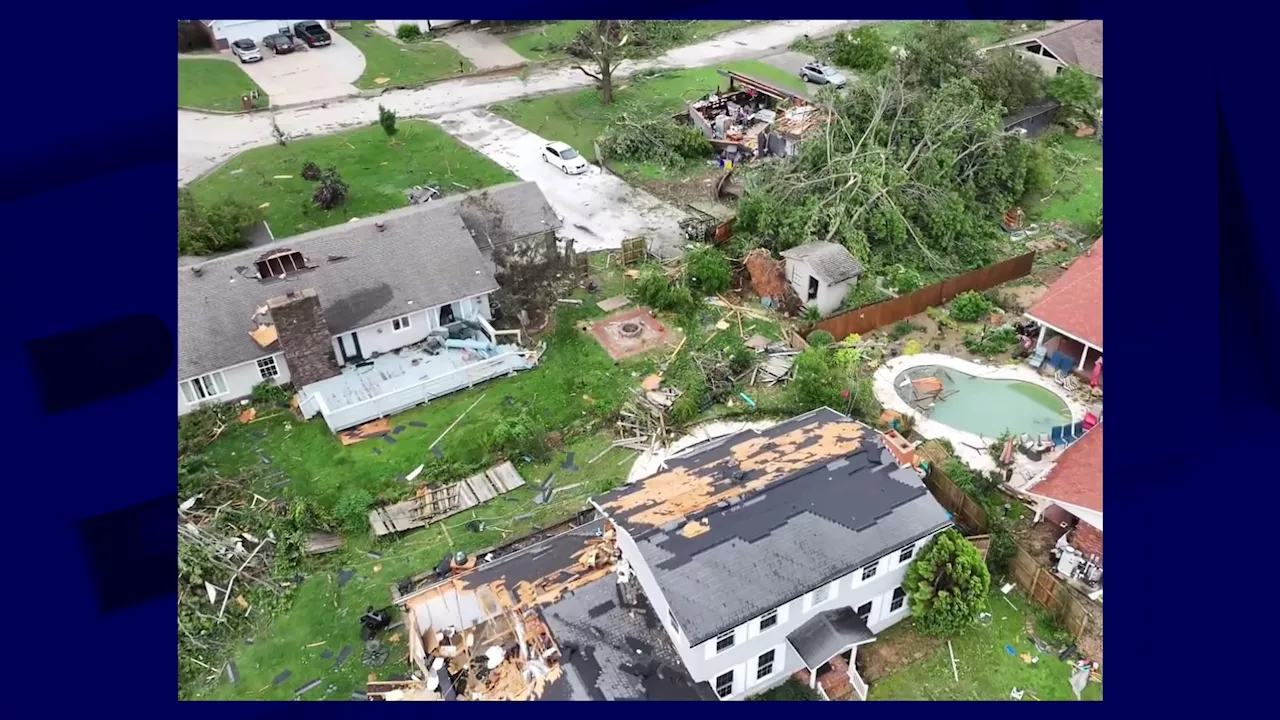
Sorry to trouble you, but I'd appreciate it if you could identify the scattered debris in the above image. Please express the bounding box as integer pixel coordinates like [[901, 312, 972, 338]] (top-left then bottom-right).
[[306, 532, 344, 555], [555, 298, 583, 305], [596, 295, 631, 313], [238, 407, 257, 423], [248, 324, 278, 348], [339, 418, 391, 446], [405, 185, 441, 205], [431, 393, 487, 450], [370, 461, 526, 536], [337, 568, 356, 587], [334, 644, 354, 668], [271, 669, 292, 686], [295, 678, 322, 697], [224, 661, 239, 684]]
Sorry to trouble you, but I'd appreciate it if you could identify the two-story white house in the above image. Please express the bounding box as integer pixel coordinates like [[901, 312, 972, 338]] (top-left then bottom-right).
[[590, 407, 952, 700], [177, 185, 559, 432]]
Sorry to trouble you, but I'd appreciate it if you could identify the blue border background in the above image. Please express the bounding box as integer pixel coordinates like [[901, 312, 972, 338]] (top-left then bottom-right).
[[2, 1, 1250, 711]]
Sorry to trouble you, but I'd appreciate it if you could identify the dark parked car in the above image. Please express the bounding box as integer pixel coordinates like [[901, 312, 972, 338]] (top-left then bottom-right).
[[293, 21, 331, 47], [262, 33, 295, 54]]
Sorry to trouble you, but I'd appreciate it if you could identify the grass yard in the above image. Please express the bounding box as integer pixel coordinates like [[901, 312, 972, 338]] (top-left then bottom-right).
[[338, 23, 472, 89], [503, 20, 754, 61], [178, 58, 268, 111], [187, 120, 515, 239], [868, 587, 1102, 701], [1028, 134, 1103, 230], [871, 20, 1041, 48], [492, 60, 808, 181]]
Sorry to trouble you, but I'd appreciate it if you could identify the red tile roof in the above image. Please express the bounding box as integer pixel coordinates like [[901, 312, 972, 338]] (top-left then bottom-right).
[[1028, 237, 1103, 349], [1070, 522, 1103, 564], [1032, 423, 1102, 513]]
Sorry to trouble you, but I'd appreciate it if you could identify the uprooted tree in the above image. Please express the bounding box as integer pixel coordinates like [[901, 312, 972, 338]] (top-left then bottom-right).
[[904, 529, 991, 635], [736, 70, 1048, 275], [178, 189, 263, 256], [572, 20, 631, 104]]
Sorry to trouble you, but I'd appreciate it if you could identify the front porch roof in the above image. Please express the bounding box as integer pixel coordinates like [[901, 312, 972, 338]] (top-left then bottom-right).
[[787, 606, 876, 670]]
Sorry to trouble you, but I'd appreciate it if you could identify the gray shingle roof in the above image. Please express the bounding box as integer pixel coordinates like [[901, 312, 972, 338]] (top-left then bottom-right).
[[991, 20, 1103, 78], [788, 606, 876, 669], [177, 199, 498, 380], [781, 241, 864, 284], [456, 181, 562, 252], [594, 408, 951, 645]]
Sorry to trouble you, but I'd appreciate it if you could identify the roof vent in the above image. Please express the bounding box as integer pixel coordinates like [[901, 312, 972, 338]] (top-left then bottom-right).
[[375, 221, 385, 232]]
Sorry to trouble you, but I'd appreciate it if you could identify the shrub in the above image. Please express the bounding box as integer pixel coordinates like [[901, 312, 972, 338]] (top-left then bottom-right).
[[396, 23, 423, 41], [807, 330, 835, 347], [904, 529, 992, 635], [487, 405, 550, 462], [250, 380, 292, 407], [334, 488, 374, 533], [300, 161, 323, 181], [378, 104, 398, 136], [888, 320, 916, 340], [790, 347, 846, 411], [178, 189, 262, 256], [903, 338, 923, 355], [635, 266, 699, 315], [802, 304, 823, 326], [885, 264, 924, 293], [985, 515, 1018, 574], [312, 167, 349, 210], [728, 342, 756, 374], [964, 325, 1018, 356], [682, 244, 733, 295], [831, 25, 891, 72], [949, 291, 993, 322]]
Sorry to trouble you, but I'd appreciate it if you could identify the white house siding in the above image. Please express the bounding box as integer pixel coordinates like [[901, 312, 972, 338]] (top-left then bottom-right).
[[784, 257, 853, 317], [210, 20, 303, 46], [177, 352, 291, 416], [612, 524, 700, 674], [327, 293, 492, 364], [678, 527, 947, 699]]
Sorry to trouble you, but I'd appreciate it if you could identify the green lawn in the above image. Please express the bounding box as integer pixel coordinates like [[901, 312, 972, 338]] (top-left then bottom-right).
[[504, 20, 754, 61], [869, 588, 1102, 701], [493, 59, 807, 180], [178, 58, 268, 111], [872, 20, 1040, 47], [1028, 135, 1102, 230], [338, 23, 472, 89], [187, 120, 515, 239]]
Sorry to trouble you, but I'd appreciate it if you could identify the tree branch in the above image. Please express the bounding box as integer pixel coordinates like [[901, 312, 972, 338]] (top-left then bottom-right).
[[573, 65, 603, 83]]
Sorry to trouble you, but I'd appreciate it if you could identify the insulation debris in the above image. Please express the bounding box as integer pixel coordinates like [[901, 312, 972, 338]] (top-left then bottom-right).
[[248, 324, 278, 348]]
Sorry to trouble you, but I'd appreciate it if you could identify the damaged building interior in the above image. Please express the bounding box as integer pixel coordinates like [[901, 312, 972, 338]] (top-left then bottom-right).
[[682, 70, 824, 163]]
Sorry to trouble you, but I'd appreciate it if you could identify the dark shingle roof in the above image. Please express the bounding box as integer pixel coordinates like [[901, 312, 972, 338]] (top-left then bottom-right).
[[456, 181, 561, 252], [995, 20, 1103, 77], [593, 408, 951, 645], [788, 607, 876, 669], [781, 241, 864, 284], [177, 199, 497, 380]]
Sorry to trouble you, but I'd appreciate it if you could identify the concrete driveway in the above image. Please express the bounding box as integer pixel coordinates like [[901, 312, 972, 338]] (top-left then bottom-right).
[[440, 29, 526, 70], [237, 32, 366, 107], [435, 109, 689, 258]]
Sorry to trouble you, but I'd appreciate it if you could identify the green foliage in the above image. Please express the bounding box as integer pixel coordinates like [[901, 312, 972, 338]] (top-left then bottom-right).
[[903, 338, 923, 355], [975, 48, 1047, 112], [178, 189, 262, 256], [728, 342, 756, 374], [312, 166, 349, 210], [602, 114, 713, 165], [790, 347, 846, 411], [831, 26, 892, 72], [300, 161, 323, 181], [634, 266, 700, 315], [963, 325, 1018, 356], [943, 458, 979, 494], [902, 20, 978, 89], [985, 514, 1018, 573], [682, 244, 733, 295], [807, 329, 835, 346], [177, 403, 236, 457], [749, 679, 822, 701], [935, 437, 956, 456], [396, 23, 423, 41], [888, 320, 917, 340], [904, 529, 992, 635], [378, 104, 398, 136], [1047, 66, 1100, 120], [949, 291, 993, 322], [334, 487, 373, 533], [486, 403, 551, 462], [802, 304, 823, 325], [885, 264, 924, 293], [250, 380, 292, 407]]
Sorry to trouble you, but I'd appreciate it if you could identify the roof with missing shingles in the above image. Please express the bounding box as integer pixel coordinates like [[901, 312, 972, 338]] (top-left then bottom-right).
[[781, 241, 864, 285], [592, 408, 952, 645]]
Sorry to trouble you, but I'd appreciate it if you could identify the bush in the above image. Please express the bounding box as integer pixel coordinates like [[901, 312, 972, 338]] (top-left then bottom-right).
[[682, 245, 733, 295], [790, 347, 846, 411], [635, 266, 699, 315], [807, 330, 835, 347], [963, 325, 1018, 356], [178, 189, 262, 256], [378, 104, 398, 136], [904, 529, 992, 635], [885, 264, 924, 293], [832, 25, 891, 72], [312, 167, 349, 210], [903, 338, 923, 355], [949, 291, 993, 322], [334, 488, 374, 533], [300, 161, 323, 181], [888, 320, 916, 340], [728, 342, 756, 374], [486, 405, 550, 462], [396, 23, 423, 41], [250, 380, 292, 407], [985, 515, 1018, 574]]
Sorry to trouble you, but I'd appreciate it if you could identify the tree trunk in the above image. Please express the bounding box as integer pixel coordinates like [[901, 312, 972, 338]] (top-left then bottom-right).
[[600, 60, 614, 105]]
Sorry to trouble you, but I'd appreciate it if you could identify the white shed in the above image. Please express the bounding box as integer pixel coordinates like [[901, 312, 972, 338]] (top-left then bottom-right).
[[206, 20, 307, 49], [781, 241, 864, 317]]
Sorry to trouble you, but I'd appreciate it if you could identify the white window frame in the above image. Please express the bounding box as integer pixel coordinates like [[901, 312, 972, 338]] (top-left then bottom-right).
[[804, 582, 835, 611], [391, 314, 412, 332], [181, 371, 228, 404], [855, 600, 873, 624], [898, 543, 915, 564], [758, 609, 778, 632], [755, 648, 777, 681], [714, 629, 736, 654], [715, 669, 735, 699], [256, 356, 279, 380], [890, 586, 907, 613], [861, 559, 879, 581], [749, 604, 788, 639]]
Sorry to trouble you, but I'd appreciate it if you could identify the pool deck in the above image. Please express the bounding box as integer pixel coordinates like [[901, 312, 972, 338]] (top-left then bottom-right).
[[873, 353, 1087, 473]]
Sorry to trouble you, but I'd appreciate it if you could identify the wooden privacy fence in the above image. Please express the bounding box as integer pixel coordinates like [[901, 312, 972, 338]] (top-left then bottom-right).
[[922, 466, 991, 533], [814, 251, 1036, 338], [1009, 549, 1095, 643]]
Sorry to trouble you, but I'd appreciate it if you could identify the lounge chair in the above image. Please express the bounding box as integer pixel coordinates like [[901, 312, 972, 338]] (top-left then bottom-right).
[[1062, 424, 1078, 444], [1050, 425, 1066, 447], [1037, 432, 1053, 450], [1073, 421, 1085, 438]]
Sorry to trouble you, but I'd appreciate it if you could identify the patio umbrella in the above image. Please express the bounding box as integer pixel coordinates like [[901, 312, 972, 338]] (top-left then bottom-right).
[[1000, 435, 1015, 465], [1090, 356, 1103, 388]]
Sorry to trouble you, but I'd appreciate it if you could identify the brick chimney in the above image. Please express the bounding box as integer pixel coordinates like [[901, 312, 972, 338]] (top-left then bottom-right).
[[268, 288, 341, 388]]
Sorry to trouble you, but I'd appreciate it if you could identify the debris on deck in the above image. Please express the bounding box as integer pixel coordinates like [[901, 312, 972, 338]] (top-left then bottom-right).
[[369, 461, 528, 537]]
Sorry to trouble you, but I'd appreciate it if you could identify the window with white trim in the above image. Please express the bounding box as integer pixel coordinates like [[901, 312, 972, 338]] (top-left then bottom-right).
[[856, 601, 872, 624], [898, 544, 915, 564], [181, 372, 228, 403], [758, 609, 778, 632], [256, 356, 279, 380], [715, 629, 736, 653], [715, 670, 735, 698], [756, 649, 776, 680], [392, 314, 412, 332], [809, 583, 832, 607], [890, 587, 906, 612], [861, 560, 879, 581]]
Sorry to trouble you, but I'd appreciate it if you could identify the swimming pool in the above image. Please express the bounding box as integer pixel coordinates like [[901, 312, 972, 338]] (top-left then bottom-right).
[[894, 365, 1071, 438]]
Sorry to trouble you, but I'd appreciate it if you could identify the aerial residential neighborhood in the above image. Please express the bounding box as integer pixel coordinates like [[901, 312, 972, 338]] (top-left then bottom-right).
[[177, 19, 1103, 701]]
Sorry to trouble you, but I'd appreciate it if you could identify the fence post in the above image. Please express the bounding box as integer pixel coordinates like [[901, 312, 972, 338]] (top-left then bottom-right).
[[1029, 567, 1041, 601]]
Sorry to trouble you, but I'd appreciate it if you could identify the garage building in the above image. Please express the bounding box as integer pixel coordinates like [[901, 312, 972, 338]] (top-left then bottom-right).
[[206, 20, 309, 49]]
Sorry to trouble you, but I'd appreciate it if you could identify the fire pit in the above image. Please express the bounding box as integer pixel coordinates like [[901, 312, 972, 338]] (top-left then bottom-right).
[[588, 308, 679, 360], [618, 322, 644, 338]]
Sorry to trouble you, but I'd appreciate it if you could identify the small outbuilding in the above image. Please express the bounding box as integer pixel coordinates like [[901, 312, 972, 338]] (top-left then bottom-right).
[[780, 241, 864, 316]]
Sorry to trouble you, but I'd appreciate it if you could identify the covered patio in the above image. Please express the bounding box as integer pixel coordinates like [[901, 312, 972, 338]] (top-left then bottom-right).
[[1026, 238, 1103, 384], [787, 607, 877, 701]]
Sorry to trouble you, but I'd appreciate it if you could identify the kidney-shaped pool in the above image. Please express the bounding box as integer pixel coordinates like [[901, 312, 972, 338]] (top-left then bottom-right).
[[894, 365, 1071, 438]]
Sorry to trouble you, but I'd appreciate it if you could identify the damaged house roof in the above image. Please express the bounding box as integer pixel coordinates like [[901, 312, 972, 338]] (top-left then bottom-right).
[[456, 181, 562, 252], [781, 241, 864, 284], [177, 198, 499, 381], [592, 408, 952, 646]]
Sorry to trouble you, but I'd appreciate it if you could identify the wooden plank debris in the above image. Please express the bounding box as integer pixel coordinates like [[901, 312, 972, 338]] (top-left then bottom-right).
[[339, 418, 391, 446], [369, 461, 527, 537], [248, 324, 278, 348], [305, 532, 344, 555], [596, 295, 631, 313]]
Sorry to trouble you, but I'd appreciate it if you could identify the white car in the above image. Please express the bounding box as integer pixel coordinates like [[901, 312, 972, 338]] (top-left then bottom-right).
[[541, 142, 589, 175], [230, 39, 263, 63]]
